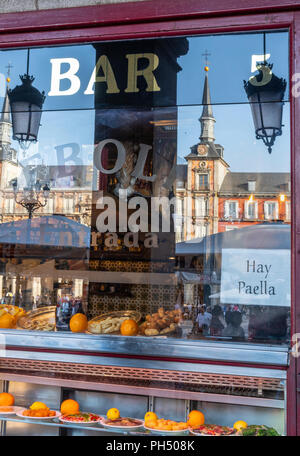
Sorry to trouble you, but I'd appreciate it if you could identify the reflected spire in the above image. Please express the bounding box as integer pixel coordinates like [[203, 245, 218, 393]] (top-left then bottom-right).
[[1, 65, 12, 125], [0, 73, 12, 146], [0, 89, 11, 124], [199, 67, 215, 143]]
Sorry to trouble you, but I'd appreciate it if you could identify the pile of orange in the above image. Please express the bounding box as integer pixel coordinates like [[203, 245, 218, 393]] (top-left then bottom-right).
[[22, 401, 56, 417], [69, 313, 88, 333], [0, 312, 16, 329], [187, 410, 205, 428], [23, 408, 56, 417], [0, 393, 14, 406], [147, 418, 188, 431], [120, 319, 139, 336], [0, 306, 25, 328], [144, 411, 188, 431], [60, 399, 80, 415]]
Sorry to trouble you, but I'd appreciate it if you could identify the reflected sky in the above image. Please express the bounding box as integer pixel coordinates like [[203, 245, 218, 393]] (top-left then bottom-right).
[[0, 30, 290, 172], [178, 103, 290, 172]]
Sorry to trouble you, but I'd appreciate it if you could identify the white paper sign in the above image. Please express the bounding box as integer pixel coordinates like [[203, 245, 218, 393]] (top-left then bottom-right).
[[220, 248, 290, 307]]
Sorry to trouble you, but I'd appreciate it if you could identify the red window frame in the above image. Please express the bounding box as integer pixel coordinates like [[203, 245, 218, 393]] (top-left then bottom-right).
[[0, 0, 299, 435]]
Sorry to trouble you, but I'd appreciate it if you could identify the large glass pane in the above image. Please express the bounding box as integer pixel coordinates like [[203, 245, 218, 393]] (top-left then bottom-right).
[[0, 31, 289, 111], [0, 30, 290, 346]]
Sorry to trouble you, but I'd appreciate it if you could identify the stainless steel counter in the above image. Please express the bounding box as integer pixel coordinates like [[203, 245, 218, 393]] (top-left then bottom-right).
[[0, 329, 289, 377]]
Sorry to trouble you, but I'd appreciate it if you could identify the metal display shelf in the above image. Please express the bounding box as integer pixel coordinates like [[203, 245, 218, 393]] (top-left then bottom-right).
[[0, 415, 149, 435], [0, 329, 290, 369]]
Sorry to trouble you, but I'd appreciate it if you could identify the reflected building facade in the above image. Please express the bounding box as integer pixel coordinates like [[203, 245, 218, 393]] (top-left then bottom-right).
[[0, 90, 93, 226], [175, 72, 291, 243], [0, 72, 291, 239]]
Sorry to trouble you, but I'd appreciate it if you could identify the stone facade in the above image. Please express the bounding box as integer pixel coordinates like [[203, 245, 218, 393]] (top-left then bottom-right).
[[0, 0, 146, 14]]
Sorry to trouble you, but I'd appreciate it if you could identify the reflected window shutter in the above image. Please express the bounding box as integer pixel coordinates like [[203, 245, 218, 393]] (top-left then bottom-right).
[[200, 197, 204, 216], [224, 201, 229, 218], [195, 198, 199, 217], [244, 201, 248, 219], [264, 201, 268, 219], [286, 201, 290, 220]]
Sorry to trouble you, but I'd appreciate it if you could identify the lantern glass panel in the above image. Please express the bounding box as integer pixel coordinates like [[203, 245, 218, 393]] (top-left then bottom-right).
[[249, 91, 284, 137], [10, 101, 42, 141]]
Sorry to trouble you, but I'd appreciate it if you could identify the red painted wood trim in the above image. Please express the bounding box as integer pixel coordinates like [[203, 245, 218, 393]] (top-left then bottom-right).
[[5, 345, 287, 371], [0, 0, 298, 34], [287, 13, 297, 435], [0, 2, 295, 432], [0, 12, 293, 49]]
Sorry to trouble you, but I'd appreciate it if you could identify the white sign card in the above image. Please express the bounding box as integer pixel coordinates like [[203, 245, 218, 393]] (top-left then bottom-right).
[[220, 248, 290, 307]]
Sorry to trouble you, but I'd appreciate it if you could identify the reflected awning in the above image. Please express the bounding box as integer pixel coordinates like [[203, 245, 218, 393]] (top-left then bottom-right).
[[0, 215, 90, 248], [175, 223, 290, 255]]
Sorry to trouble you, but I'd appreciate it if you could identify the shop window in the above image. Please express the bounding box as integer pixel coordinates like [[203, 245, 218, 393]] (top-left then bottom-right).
[[0, 29, 290, 349]]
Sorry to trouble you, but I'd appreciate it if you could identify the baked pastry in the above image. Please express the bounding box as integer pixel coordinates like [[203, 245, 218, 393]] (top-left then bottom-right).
[[139, 308, 182, 336]]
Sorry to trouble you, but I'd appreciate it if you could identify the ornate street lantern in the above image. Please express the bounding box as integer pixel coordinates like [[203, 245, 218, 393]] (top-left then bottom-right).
[[12, 178, 50, 219], [244, 63, 286, 154], [8, 49, 46, 151]]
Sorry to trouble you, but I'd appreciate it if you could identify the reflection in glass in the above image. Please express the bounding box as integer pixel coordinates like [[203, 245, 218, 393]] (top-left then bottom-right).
[[0, 31, 291, 346]]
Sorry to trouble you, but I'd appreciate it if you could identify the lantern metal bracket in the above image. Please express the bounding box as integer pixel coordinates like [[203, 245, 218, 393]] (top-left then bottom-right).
[[7, 49, 46, 151], [244, 61, 286, 154], [12, 179, 50, 219]]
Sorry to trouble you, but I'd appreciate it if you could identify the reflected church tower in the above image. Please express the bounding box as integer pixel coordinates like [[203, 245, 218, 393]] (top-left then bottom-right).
[[0, 84, 17, 162], [180, 66, 229, 241], [0, 83, 18, 194]]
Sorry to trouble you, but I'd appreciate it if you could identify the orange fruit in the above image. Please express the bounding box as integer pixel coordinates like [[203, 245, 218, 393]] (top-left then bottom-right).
[[120, 319, 139, 336], [187, 410, 205, 427], [69, 313, 88, 333], [0, 392, 14, 406], [107, 408, 120, 420], [0, 312, 16, 329], [144, 411, 158, 423], [60, 399, 80, 415], [233, 420, 248, 431]]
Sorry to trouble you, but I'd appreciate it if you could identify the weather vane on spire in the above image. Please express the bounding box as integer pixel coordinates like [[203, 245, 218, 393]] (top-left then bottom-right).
[[5, 62, 13, 83], [202, 49, 211, 72]]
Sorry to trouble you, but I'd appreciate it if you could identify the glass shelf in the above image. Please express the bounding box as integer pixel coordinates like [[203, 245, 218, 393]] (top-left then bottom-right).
[[0, 414, 149, 435]]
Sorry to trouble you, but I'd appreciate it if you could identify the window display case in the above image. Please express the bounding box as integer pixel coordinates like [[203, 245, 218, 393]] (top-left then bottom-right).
[[0, 0, 298, 436]]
